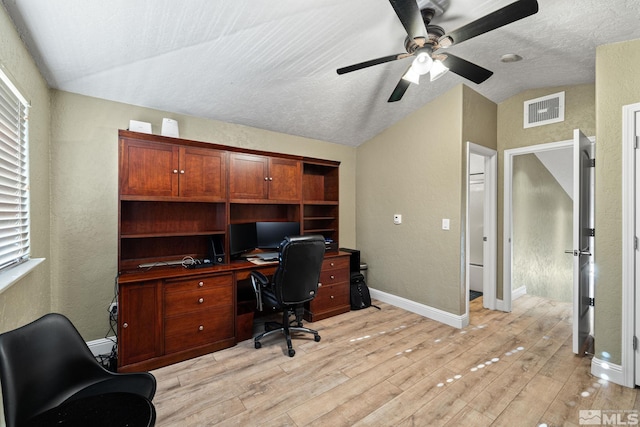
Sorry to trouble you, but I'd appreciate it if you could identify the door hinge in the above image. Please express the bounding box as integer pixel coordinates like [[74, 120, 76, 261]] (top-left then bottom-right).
[[586, 228, 595, 237], [636, 136, 640, 149], [634, 336, 638, 351], [588, 158, 595, 168], [635, 236, 638, 250], [588, 298, 595, 307]]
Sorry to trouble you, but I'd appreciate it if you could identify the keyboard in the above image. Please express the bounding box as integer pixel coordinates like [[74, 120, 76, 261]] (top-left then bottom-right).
[[254, 252, 279, 260]]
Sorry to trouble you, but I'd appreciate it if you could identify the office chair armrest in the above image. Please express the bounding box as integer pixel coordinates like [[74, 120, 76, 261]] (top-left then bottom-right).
[[250, 271, 269, 311], [250, 271, 269, 286]]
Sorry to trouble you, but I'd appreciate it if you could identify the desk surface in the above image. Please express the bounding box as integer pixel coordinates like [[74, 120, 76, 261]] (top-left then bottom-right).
[[118, 251, 348, 284], [25, 392, 155, 427]]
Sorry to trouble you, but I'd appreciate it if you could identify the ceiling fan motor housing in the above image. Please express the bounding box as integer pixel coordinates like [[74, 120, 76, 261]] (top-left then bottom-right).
[[404, 24, 445, 54]]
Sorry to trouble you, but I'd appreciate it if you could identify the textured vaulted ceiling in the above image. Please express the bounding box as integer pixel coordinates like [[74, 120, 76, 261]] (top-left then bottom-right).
[[3, 0, 640, 146]]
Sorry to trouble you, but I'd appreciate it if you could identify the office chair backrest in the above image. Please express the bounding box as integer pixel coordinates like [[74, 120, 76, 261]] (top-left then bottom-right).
[[0, 313, 110, 426], [273, 235, 325, 305]]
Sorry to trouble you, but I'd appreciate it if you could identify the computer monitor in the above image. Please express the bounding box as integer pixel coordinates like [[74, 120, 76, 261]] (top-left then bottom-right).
[[228, 222, 257, 256], [256, 221, 300, 250]]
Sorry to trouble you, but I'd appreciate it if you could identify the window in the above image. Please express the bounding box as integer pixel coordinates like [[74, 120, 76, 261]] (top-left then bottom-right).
[[0, 69, 30, 272]]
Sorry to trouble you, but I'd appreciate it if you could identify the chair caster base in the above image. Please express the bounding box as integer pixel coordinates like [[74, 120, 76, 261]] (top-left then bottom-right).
[[314, 334, 321, 342], [288, 348, 295, 357]]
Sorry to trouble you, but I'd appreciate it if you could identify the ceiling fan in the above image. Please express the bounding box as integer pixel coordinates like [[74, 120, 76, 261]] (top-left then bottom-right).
[[337, 0, 539, 102]]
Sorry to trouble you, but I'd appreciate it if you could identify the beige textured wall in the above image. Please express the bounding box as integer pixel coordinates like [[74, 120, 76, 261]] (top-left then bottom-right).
[[497, 84, 595, 299], [512, 154, 572, 302], [594, 38, 640, 365], [357, 85, 496, 316], [50, 91, 356, 340], [0, 5, 51, 332], [461, 85, 498, 312]]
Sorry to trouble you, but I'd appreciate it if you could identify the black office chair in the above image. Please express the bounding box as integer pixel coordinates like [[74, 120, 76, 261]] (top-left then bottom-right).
[[0, 313, 156, 427], [250, 235, 326, 357]]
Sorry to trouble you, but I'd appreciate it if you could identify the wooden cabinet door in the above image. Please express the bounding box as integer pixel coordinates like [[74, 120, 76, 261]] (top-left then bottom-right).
[[118, 281, 162, 368], [268, 158, 301, 201], [179, 147, 227, 199], [229, 153, 269, 200], [120, 139, 179, 197]]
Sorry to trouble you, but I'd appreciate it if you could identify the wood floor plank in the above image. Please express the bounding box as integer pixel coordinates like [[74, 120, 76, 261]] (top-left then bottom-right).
[[444, 406, 494, 427], [287, 356, 410, 425], [491, 374, 564, 426], [150, 295, 640, 426], [306, 380, 403, 427]]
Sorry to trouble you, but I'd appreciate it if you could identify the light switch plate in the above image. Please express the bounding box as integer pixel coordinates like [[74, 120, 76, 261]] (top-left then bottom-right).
[[442, 218, 450, 230]]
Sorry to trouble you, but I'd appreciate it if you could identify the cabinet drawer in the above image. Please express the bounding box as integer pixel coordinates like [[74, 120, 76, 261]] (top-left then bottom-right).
[[319, 267, 349, 287], [322, 256, 349, 272], [164, 274, 232, 294], [165, 286, 232, 316], [164, 306, 234, 353], [313, 282, 350, 311]]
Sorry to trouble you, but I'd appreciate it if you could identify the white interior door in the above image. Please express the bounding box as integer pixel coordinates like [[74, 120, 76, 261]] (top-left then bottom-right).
[[634, 111, 640, 385], [572, 129, 595, 355]]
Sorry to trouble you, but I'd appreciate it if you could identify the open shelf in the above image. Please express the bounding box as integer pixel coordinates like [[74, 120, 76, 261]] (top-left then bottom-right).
[[230, 203, 300, 224], [120, 234, 217, 271], [303, 163, 339, 202], [121, 201, 226, 236], [121, 230, 225, 239]]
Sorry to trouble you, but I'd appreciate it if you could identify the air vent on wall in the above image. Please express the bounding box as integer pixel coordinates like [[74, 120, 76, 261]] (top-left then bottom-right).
[[523, 91, 565, 128]]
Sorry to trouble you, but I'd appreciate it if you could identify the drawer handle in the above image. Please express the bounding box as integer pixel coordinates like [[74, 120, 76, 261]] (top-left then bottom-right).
[[198, 325, 204, 331], [173, 169, 178, 174], [318, 282, 322, 287], [198, 298, 204, 304], [330, 262, 335, 267], [180, 170, 185, 174], [123, 323, 128, 329], [198, 281, 204, 287], [330, 275, 335, 280], [330, 295, 334, 299]]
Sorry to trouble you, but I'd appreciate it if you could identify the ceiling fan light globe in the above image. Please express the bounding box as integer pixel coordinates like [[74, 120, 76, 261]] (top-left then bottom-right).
[[411, 52, 433, 76], [430, 60, 449, 81], [401, 67, 421, 85]]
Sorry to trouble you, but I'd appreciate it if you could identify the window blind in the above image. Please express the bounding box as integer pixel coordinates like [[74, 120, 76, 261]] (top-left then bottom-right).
[[0, 71, 29, 271]]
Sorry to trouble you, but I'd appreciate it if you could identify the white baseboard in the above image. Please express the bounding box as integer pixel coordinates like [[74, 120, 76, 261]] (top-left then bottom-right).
[[591, 356, 626, 387], [369, 288, 467, 329], [87, 336, 116, 357], [512, 285, 527, 300]]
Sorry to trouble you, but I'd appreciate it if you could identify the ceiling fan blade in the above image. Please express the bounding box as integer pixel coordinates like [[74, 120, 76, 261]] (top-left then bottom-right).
[[337, 53, 411, 75], [389, 0, 428, 42], [441, 53, 493, 84], [439, 0, 538, 48], [388, 74, 412, 103]]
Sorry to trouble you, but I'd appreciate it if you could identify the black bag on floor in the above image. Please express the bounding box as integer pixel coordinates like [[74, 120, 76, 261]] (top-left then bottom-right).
[[350, 273, 380, 310]]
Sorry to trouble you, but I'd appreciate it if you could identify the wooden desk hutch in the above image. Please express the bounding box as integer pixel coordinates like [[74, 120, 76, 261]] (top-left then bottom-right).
[[116, 130, 350, 372]]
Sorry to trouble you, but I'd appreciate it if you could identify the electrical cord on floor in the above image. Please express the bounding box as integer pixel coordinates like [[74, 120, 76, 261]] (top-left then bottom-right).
[[94, 276, 119, 372]]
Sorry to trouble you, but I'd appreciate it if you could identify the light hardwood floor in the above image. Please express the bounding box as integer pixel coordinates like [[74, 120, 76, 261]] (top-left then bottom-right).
[[151, 295, 640, 426]]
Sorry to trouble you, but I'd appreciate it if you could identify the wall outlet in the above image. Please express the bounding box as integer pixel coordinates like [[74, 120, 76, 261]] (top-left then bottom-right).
[[109, 302, 117, 316]]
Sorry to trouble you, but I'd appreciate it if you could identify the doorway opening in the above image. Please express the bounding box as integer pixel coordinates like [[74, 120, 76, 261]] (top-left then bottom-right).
[[504, 131, 594, 357], [466, 142, 497, 318], [503, 140, 572, 311]]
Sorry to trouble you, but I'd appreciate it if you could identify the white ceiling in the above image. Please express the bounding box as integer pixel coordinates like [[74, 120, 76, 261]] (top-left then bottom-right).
[[3, 0, 640, 146]]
